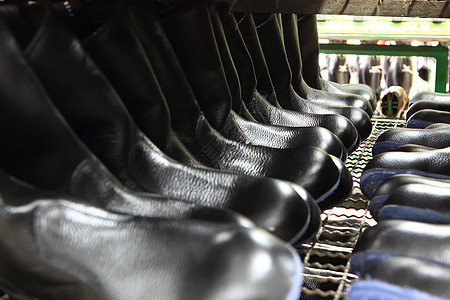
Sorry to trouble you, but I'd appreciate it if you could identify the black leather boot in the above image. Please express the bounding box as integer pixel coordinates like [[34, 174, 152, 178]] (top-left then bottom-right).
[[234, 12, 360, 153], [410, 90, 450, 105], [373, 124, 450, 155], [376, 183, 450, 223], [127, 3, 353, 209], [253, 13, 372, 140], [297, 14, 377, 110], [360, 147, 450, 198], [406, 99, 450, 119], [352, 256, 450, 300], [0, 6, 322, 244], [209, 3, 347, 161], [351, 220, 450, 273], [406, 109, 450, 128], [281, 13, 373, 117], [0, 189, 303, 300]]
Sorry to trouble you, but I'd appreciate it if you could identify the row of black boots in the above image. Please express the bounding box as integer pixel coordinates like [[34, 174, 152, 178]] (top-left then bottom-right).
[[347, 92, 450, 300], [0, 0, 377, 299]]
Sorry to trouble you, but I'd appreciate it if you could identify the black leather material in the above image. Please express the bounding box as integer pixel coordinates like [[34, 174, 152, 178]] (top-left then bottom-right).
[[318, 154, 353, 210], [281, 13, 373, 117], [209, 4, 347, 161], [373, 126, 450, 155], [361, 147, 450, 198], [230, 111, 347, 160], [357, 256, 450, 299], [394, 144, 437, 152], [426, 122, 450, 130], [407, 109, 450, 126], [373, 174, 450, 199], [365, 147, 450, 178], [411, 91, 450, 103], [406, 99, 450, 120], [128, 4, 352, 208], [252, 13, 372, 140], [353, 220, 450, 266], [0, 194, 302, 300], [381, 184, 450, 218], [4, 7, 322, 244], [233, 12, 360, 152], [296, 14, 377, 110]]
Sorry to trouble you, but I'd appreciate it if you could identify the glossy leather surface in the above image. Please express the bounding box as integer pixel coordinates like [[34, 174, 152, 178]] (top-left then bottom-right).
[[128, 4, 350, 207], [356, 256, 450, 299], [353, 220, 450, 267], [365, 147, 450, 177], [406, 109, 450, 128], [210, 4, 347, 161], [406, 99, 450, 120], [372, 174, 450, 199], [0, 197, 302, 300], [281, 13, 373, 117], [381, 184, 450, 218], [373, 126, 450, 155], [410, 91, 450, 105], [234, 12, 360, 152], [3, 8, 319, 243], [252, 13, 372, 140], [394, 144, 437, 152], [296, 14, 377, 109], [361, 147, 450, 198], [231, 111, 347, 160]]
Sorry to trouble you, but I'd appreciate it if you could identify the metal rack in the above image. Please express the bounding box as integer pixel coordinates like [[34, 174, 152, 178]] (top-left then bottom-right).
[[298, 118, 406, 300]]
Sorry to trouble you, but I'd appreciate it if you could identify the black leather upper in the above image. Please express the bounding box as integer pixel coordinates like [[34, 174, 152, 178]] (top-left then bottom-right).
[[0, 7, 323, 244], [373, 174, 450, 199], [407, 109, 450, 126], [373, 125, 450, 155], [382, 184, 450, 218], [296, 14, 376, 109], [281, 13, 373, 117], [234, 12, 360, 152], [411, 91, 450, 103], [354, 220, 450, 266], [0, 195, 301, 300], [253, 13, 372, 140], [357, 256, 450, 299], [406, 99, 450, 120]]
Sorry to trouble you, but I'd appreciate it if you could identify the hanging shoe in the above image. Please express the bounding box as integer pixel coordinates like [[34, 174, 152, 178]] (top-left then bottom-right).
[[360, 147, 450, 198], [406, 99, 450, 119], [252, 13, 372, 140], [234, 11, 360, 153], [296, 14, 377, 110], [0, 7, 319, 244], [372, 124, 450, 155], [0, 192, 303, 300], [127, 2, 352, 209], [281, 13, 373, 118]]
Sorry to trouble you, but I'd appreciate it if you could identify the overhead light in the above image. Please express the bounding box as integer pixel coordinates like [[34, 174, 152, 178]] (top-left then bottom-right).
[[411, 40, 420, 47], [346, 39, 361, 45], [319, 39, 330, 44]]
